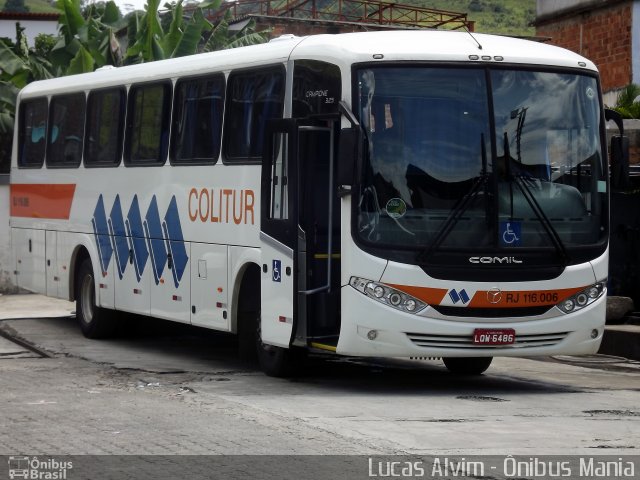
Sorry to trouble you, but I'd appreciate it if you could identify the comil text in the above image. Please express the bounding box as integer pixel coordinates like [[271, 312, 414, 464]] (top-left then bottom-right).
[[188, 188, 255, 225]]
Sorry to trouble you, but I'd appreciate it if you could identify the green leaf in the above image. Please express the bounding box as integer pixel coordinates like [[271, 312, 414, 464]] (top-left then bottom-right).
[[0, 81, 19, 107], [629, 102, 640, 120], [88, 41, 107, 67], [162, 0, 184, 54], [171, 8, 211, 58], [66, 45, 95, 75], [616, 84, 640, 110], [27, 58, 54, 81], [125, 42, 143, 59], [151, 37, 166, 61], [126, 0, 165, 62], [101, 1, 121, 25], [224, 30, 269, 49], [58, 0, 85, 39], [0, 111, 15, 135], [9, 70, 28, 89], [77, 24, 90, 44], [0, 39, 26, 76]]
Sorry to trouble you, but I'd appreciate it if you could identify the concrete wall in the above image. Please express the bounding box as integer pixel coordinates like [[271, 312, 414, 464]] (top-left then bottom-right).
[[536, 0, 634, 93], [537, 0, 608, 17], [0, 182, 16, 293], [622, 119, 640, 165]]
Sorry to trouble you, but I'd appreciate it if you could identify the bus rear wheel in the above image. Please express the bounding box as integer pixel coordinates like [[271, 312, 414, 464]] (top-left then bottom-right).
[[76, 258, 117, 338], [443, 357, 493, 375]]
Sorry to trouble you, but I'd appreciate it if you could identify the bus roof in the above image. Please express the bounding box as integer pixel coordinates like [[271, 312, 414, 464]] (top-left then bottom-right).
[[291, 31, 597, 71], [19, 30, 597, 98]]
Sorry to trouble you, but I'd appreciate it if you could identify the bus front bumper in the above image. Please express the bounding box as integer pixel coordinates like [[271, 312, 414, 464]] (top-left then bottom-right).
[[335, 285, 606, 358]]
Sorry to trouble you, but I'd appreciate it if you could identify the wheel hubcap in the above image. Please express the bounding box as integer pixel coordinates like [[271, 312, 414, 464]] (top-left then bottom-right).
[[80, 274, 94, 324]]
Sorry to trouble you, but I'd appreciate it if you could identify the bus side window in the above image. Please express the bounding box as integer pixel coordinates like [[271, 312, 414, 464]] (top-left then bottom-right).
[[85, 87, 126, 167], [18, 97, 48, 168], [125, 82, 172, 166], [223, 66, 285, 163], [292, 60, 341, 119], [47, 93, 86, 168], [171, 74, 225, 165]]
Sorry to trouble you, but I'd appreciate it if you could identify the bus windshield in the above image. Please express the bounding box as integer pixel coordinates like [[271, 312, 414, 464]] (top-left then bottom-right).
[[355, 66, 606, 261]]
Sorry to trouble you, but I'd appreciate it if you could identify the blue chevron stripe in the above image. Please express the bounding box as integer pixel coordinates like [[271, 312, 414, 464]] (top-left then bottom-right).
[[144, 196, 168, 286], [163, 196, 189, 288], [92, 194, 113, 274], [126, 195, 149, 282], [109, 195, 129, 280], [92, 193, 189, 287]]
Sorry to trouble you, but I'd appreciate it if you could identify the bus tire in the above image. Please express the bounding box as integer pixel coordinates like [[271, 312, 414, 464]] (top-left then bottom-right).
[[254, 311, 304, 377], [238, 310, 258, 362], [76, 258, 116, 339], [443, 357, 493, 375]]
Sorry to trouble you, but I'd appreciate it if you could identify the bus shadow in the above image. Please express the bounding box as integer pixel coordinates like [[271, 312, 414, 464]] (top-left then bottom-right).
[[25, 315, 584, 396], [292, 355, 584, 396]]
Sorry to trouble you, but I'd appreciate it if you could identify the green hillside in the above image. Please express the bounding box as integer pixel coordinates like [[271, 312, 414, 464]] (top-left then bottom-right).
[[412, 0, 536, 36], [0, 0, 58, 14]]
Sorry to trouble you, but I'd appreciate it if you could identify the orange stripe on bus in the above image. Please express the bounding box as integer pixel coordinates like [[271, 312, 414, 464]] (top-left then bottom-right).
[[386, 284, 449, 305], [468, 287, 585, 308], [387, 283, 586, 309], [10, 184, 76, 219]]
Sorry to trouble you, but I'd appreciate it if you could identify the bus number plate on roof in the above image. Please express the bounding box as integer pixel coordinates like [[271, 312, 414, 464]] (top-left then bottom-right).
[[473, 329, 515, 346]]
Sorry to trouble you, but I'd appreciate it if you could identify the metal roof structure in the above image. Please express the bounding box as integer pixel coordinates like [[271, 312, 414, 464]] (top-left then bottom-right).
[[202, 0, 474, 30]]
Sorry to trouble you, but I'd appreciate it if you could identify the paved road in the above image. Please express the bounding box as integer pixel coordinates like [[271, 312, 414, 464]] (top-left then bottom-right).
[[1, 303, 639, 462]]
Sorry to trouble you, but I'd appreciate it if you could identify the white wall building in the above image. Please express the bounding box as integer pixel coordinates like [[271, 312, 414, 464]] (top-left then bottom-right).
[[0, 12, 58, 46]]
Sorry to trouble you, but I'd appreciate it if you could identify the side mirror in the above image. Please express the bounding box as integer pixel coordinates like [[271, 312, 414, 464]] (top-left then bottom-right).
[[337, 127, 361, 187], [605, 109, 630, 191]]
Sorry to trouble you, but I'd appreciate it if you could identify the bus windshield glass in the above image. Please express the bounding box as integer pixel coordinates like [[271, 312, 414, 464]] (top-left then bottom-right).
[[355, 66, 606, 259]]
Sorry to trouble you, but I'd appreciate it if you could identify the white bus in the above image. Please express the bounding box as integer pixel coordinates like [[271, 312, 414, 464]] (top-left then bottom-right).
[[9, 31, 620, 376]]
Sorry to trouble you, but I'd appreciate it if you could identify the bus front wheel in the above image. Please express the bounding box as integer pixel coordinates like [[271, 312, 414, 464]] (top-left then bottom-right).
[[76, 258, 117, 338], [443, 357, 493, 375], [253, 311, 304, 377]]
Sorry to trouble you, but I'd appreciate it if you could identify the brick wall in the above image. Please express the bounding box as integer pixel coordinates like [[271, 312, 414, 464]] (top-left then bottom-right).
[[536, 1, 633, 93]]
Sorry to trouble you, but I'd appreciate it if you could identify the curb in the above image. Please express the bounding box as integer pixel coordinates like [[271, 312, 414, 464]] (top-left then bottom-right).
[[599, 325, 640, 361]]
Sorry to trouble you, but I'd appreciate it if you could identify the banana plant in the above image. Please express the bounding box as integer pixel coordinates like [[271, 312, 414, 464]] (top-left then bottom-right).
[[125, 0, 230, 63], [200, 7, 268, 52], [0, 24, 53, 134], [50, 0, 124, 75], [0, 24, 53, 172]]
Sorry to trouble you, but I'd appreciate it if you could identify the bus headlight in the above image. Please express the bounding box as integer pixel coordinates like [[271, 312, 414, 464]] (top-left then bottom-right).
[[349, 277, 427, 314], [557, 282, 605, 314]]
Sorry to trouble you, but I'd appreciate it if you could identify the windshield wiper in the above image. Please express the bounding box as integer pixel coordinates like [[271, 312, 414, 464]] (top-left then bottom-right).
[[512, 175, 569, 264], [503, 132, 569, 265], [418, 135, 490, 262]]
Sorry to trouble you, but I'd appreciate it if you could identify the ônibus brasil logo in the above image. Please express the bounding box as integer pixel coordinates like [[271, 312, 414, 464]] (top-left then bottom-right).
[[8, 456, 73, 479]]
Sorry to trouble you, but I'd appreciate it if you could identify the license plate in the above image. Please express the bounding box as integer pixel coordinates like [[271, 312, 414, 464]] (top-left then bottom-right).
[[473, 328, 516, 346]]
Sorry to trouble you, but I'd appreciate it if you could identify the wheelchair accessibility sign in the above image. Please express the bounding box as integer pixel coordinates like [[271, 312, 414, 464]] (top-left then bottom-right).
[[272, 259, 282, 282], [500, 221, 522, 247]]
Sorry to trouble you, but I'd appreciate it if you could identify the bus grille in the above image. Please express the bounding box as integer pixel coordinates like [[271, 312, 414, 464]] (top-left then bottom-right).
[[429, 305, 552, 318], [406, 332, 569, 350]]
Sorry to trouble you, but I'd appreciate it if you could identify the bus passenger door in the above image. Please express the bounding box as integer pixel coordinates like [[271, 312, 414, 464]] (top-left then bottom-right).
[[260, 120, 298, 348]]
